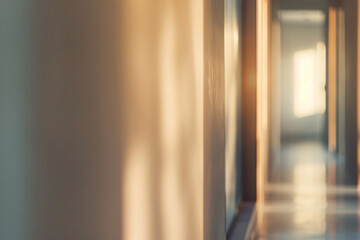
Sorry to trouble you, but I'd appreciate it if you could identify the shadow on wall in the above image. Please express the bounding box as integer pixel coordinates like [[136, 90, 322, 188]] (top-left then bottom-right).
[[34, 1, 125, 239], [0, 0, 31, 239]]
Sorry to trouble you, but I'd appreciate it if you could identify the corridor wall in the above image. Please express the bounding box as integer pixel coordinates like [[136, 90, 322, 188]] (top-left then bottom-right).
[[0, 0, 238, 239], [34, 0, 205, 239]]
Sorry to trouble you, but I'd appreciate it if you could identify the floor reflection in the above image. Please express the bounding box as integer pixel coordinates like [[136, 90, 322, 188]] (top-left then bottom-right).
[[292, 158, 326, 236], [249, 141, 360, 239]]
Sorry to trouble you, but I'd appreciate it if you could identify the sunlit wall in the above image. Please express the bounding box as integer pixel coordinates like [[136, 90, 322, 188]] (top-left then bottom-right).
[[35, 0, 204, 239], [119, 0, 204, 239], [0, 0, 243, 239]]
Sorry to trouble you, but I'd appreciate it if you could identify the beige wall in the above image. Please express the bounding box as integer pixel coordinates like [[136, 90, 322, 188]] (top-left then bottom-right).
[[1, 0, 235, 239], [34, 0, 204, 239], [119, 0, 204, 239]]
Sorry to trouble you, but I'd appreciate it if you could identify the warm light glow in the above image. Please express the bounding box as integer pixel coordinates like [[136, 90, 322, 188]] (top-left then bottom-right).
[[328, 7, 337, 152], [158, 3, 203, 239], [123, 142, 152, 240], [293, 43, 326, 118], [121, 0, 204, 239], [358, 0, 360, 187], [225, 0, 240, 229], [256, 0, 269, 207]]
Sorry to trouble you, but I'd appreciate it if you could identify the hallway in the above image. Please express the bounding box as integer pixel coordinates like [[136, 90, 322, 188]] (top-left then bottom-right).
[[242, 0, 360, 238]]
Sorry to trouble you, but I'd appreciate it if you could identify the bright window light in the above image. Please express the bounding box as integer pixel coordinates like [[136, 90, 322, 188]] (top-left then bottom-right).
[[294, 42, 326, 118]]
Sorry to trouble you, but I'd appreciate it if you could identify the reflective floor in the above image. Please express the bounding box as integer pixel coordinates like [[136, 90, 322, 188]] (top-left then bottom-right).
[[248, 141, 360, 239]]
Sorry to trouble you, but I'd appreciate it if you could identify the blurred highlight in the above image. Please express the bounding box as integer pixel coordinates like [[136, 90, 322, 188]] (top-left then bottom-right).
[[256, 0, 270, 206], [293, 43, 326, 118], [225, 0, 241, 231], [120, 0, 203, 239], [328, 6, 337, 152]]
